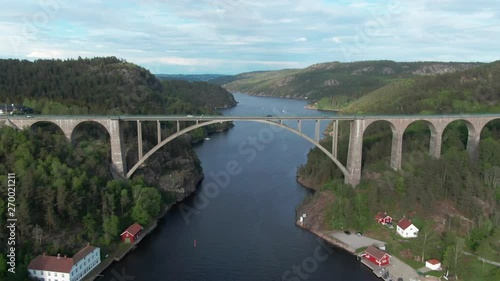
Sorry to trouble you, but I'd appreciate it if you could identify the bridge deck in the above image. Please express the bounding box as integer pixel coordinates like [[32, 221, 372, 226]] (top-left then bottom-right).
[[3, 113, 500, 122]]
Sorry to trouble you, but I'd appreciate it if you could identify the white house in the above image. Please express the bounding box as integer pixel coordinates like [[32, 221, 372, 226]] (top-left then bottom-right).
[[396, 218, 419, 238], [426, 259, 442, 271], [28, 244, 100, 281]]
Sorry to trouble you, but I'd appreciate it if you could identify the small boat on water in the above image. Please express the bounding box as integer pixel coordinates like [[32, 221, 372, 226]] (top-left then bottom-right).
[[205, 137, 210, 140]]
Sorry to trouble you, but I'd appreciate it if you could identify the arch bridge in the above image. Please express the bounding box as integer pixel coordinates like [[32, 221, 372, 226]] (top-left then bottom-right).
[[5, 114, 500, 186]]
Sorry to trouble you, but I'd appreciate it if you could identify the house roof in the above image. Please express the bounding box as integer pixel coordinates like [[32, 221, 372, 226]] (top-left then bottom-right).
[[375, 212, 390, 219], [28, 255, 73, 273], [120, 223, 143, 236], [427, 259, 441, 265], [73, 244, 97, 264], [397, 218, 413, 230], [28, 244, 98, 273], [364, 246, 390, 260]]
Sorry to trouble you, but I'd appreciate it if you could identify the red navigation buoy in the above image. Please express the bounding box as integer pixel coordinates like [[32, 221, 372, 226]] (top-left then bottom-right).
[[194, 239, 197, 247]]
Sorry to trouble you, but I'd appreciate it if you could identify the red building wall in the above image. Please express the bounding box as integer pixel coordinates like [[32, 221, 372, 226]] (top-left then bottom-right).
[[364, 254, 390, 266], [121, 232, 136, 243]]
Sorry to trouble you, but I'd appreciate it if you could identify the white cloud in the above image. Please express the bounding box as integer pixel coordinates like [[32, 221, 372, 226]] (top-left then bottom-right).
[[0, 0, 498, 73], [331, 37, 342, 43]]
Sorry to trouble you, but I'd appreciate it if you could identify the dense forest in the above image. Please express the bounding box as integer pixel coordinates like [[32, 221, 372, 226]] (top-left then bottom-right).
[[0, 57, 236, 115], [0, 57, 237, 280], [297, 61, 500, 280]]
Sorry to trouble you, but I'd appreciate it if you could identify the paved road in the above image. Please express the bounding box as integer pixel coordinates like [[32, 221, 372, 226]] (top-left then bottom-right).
[[329, 231, 386, 251], [463, 251, 500, 267]]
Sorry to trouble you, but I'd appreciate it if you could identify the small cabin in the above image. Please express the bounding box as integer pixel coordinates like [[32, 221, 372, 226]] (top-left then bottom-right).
[[426, 259, 442, 271], [120, 223, 143, 243], [375, 212, 393, 225], [362, 246, 391, 266]]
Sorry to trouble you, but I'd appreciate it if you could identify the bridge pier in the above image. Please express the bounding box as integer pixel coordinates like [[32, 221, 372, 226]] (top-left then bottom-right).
[[466, 120, 485, 161], [331, 120, 339, 158], [390, 131, 404, 170], [346, 119, 364, 186], [429, 129, 443, 159], [137, 121, 143, 160], [109, 119, 127, 177]]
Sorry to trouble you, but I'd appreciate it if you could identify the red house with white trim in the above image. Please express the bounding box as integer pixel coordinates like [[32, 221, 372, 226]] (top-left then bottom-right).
[[362, 246, 391, 266], [120, 223, 143, 243], [375, 212, 393, 225]]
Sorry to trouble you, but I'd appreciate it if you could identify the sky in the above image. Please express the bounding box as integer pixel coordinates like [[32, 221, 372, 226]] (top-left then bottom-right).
[[0, 0, 499, 74]]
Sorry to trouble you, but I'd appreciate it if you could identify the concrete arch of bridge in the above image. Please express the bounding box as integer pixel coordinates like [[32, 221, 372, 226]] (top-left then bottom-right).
[[441, 119, 477, 153], [479, 118, 500, 138], [126, 119, 350, 181], [70, 121, 111, 144], [361, 119, 397, 167], [401, 120, 437, 159], [29, 121, 68, 138]]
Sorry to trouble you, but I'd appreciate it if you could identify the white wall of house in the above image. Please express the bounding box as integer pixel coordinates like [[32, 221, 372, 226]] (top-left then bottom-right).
[[397, 224, 419, 238], [29, 269, 71, 281], [70, 248, 101, 281], [29, 248, 100, 281], [425, 261, 441, 270]]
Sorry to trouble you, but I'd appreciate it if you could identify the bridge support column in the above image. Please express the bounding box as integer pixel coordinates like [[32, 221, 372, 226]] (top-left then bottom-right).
[[390, 131, 404, 170], [157, 120, 161, 144], [346, 119, 364, 186], [109, 119, 127, 177], [467, 128, 481, 161], [137, 121, 143, 160], [332, 120, 339, 158], [429, 129, 443, 159], [315, 120, 320, 142], [297, 120, 302, 133]]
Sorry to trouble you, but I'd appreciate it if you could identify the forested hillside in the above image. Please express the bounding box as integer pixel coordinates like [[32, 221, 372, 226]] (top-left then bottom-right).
[[297, 61, 500, 280], [342, 60, 500, 114], [221, 61, 481, 108], [0, 57, 236, 115], [0, 57, 236, 280]]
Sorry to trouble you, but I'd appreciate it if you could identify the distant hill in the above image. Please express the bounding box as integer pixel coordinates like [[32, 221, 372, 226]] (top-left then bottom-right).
[[341, 60, 500, 114], [222, 60, 483, 110], [156, 74, 231, 82]]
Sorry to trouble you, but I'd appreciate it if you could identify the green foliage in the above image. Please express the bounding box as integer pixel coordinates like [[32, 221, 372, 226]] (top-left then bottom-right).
[[223, 60, 481, 107], [0, 57, 236, 115], [342, 61, 500, 114]]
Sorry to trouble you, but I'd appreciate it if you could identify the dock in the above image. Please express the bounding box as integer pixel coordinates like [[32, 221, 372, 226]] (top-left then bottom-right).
[[360, 257, 392, 280], [359, 255, 422, 281]]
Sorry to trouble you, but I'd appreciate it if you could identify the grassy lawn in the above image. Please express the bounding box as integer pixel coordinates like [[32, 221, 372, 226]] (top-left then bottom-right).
[[458, 257, 497, 281]]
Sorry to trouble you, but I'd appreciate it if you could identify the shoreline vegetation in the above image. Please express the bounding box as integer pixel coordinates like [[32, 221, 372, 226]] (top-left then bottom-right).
[[85, 202, 178, 281]]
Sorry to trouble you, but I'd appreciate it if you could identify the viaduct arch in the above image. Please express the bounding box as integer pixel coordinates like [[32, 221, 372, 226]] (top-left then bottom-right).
[[5, 114, 500, 186]]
